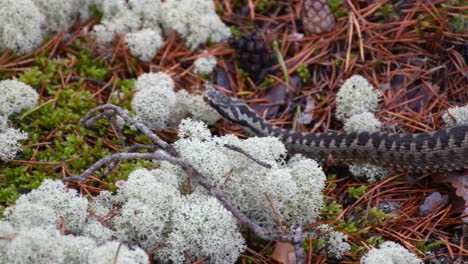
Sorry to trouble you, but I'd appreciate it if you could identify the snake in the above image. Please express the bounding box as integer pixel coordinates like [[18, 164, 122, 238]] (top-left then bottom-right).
[[204, 90, 468, 172]]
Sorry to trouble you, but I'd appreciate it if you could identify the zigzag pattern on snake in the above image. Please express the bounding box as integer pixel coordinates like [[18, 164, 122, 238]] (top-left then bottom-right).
[[204, 90, 468, 172]]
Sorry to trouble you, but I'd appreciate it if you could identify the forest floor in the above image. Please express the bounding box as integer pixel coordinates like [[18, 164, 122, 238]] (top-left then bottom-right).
[[0, 0, 467, 263]]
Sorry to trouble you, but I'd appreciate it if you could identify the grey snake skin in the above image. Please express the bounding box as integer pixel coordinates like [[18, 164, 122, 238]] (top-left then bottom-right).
[[205, 90, 468, 172]]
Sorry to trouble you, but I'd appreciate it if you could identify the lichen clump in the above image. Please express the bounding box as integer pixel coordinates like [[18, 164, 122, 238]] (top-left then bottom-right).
[[343, 112, 382, 133], [193, 54, 217, 75], [335, 75, 382, 121], [125, 28, 164, 61], [167, 119, 328, 232], [0, 0, 231, 57], [442, 105, 468, 127], [0, 79, 39, 119], [360, 241, 422, 264], [1, 172, 245, 263], [131, 72, 219, 129], [337, 77, 388, 183], [0, 0, 44, 55], [0, 79, 39, 160]]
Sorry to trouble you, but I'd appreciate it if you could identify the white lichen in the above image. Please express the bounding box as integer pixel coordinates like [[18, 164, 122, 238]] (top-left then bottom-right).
[[3, 202, 57, 229], [127, 0, 163, 28], [93, 8, 141, 43], [174, 136, 233, 186], [177, 118, 212, 141], [88, 191, 120, 221], [112, 168, 183, 251], [62, 235, 97, 264], [442, 105, 468, 127], [336, 75, 382, 121], [30, 0, 92, 34], [0, 79, 39, 118], [0, 127, 28, 161], [5, 227, 65, 264], [314, 224, 351, 259], [88, 241, 149, 264], [92, 0, 229, 52], [131, 72, 177, 129], [0, 0, 44, 55], [125, 28, 164, 62], [342, 110, 389, 182], [131, 73, 220, 129], [193, 54, 217, 75], [285, 157, 326, 227], [349, 164, 390, 183], [92, 0, 162, 44], [169, 119, 326, 232], [0, 221, 15, 262], [157, 193, 245, 264], [82, 220, 115, 245], [94, 0, 129, 19], [360, 241, 422, 264], [160, 0, 231, 49], [3, 180, 88, 233], [344, 112, 382, 133]]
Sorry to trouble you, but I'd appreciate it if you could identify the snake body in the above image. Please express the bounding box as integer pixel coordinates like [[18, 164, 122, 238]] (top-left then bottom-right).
[[205, 90, 468, 172]]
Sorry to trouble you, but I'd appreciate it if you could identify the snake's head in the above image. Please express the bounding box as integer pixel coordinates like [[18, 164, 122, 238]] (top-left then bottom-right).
[[204, 90, 272, 136], [204, 90, 233, 108], [204, 90, 250, 123]]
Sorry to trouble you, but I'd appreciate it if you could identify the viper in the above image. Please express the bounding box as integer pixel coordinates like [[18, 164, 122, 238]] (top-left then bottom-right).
[[204, 90, 468, 172]]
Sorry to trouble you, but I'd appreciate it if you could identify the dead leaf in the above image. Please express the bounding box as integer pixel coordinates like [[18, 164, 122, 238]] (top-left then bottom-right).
[[433, 173, 468, 223], [419, 192, 449, 216], [297, 96, 315, 125], [270, 242, 296, 264], [251, 83, 286, 118], [251, 75, 302, 118], [215, 68, 232, 90]]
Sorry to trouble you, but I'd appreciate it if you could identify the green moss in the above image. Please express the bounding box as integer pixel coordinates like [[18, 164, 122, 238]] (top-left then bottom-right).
[[321, 197, 397, 256], [374, 3, 399, 21], [297, 64, 311, 83], [328, 0, 348, 18], [347, 186, 368, 200], [363, 207, 396, 226], [89, 3, 104, 20], [255, 0, 279, 13], [0, 39, 147, 210], [449, 15, 465, 33], [416, 240, 444, 252], [75, 52, 109, 81], [259, 77, 274, 87], [229, 26, 242, 38], [238, 68, 250, 81], [322, 200, 344, 221], [367, 235, 385, 247]]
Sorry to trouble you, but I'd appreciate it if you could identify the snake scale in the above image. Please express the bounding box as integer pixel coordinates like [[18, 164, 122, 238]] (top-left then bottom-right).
[[204, 90, 468, 172]]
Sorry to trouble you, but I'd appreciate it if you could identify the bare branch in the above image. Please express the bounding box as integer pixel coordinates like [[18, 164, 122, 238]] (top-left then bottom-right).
[[80, 104, 178, 156], [293, 226, 305, 263], [223, 144, 272, 169], [62, 152, 168, 183], [102, 144, 158, 178]]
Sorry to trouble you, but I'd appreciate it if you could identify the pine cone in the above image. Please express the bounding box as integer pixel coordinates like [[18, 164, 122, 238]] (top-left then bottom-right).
[[301, 0, 336, 35], [228, 33, 276, 83]]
